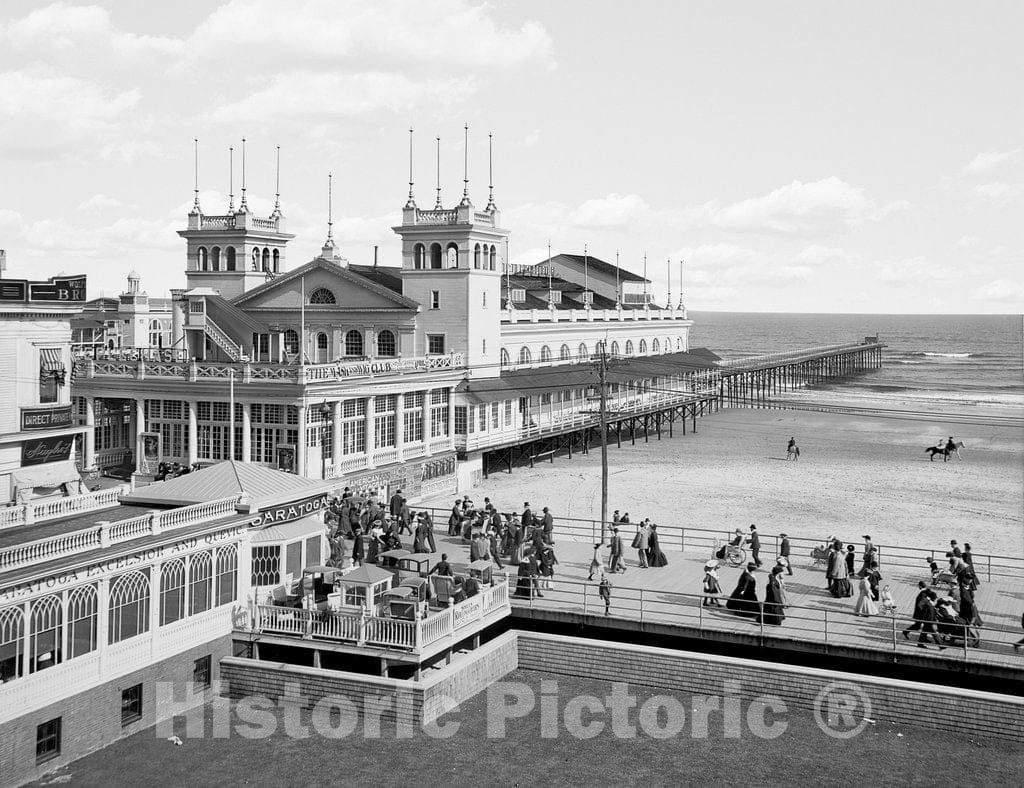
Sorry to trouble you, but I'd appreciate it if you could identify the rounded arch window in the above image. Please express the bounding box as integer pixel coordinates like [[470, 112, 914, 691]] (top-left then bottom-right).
[[345, 330, 364, 357], [316, 332, 329, 351], [261, 248, 270, 271], [211, 246, 221, 271], [377, 329, 397, 357], [197, 247, 208, 271], [652, 338, 661, 353], [414, 243, 426, 269], [518, 346, 532, 364], [489, 245, 497, 271], [108, 570, 151, 644], [473, 243, 481, 269], [577, 342, 588, 360], [559, 344, 571, 361], [430, 243, 443, 269], [272, 248, 280, 272], [67, 585, 98, 659], [188, 551, 213, 616], [639, 339, 648, 354], [226, 247, 236, 271], [445, 243, 459, 269], [676, 336, 682, 351], [500, 348, 511, 367], [611, 341, 620, 356], [251, 248, 260, 271], [30, 594, 62, 672], [283, 330, 299, 355], [625, 340, 634, 355], [0, 606, 25, 680], [540, 345, 552, 362], [309, 288, 336, 305], [160, 559, 186, 626]]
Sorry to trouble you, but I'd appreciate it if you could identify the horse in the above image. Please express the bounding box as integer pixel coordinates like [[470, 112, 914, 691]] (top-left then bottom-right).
[[925, 441, 965, 462], [786, 445, 800, 461]]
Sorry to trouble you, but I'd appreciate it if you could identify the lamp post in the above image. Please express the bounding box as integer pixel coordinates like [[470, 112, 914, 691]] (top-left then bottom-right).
[[318, 400, 331, 479]]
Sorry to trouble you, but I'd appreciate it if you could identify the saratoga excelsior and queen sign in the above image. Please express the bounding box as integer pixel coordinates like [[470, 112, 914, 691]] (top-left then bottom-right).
[[248, 493, 329, 528]]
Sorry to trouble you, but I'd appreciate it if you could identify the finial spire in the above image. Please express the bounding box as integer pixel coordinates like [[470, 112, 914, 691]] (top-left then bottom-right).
[[434, 135, 442, 210], [547, 239, 553, 300], [327, 171, 333, 241], [272, 145, 281, 217], [643, 252, 648, 304], [666, 256, 672, 308], [192, 138, 201, 214], [459, 123, 471, 207], [678, 258, 685, 310], [615, 250, 620, 305], [228, 146, 235, 212], [239, 137, 248, 211], [405, 127, 417, 209], [584, 243, 589, 300], [486, 131, 496, 212]]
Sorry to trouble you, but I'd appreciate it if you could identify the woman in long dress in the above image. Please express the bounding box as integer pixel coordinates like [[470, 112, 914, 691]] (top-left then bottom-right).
[[854, 573, 879, 616], [762, 567, 786, 625], [829, 542, 852, 598], [511, 520, 525, 565], [703, 561, 722, 607], [726, 562, 761, 619], [646, 525, 669, 567]]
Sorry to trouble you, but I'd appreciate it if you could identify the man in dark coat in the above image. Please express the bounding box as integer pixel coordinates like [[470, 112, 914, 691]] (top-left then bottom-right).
[[541, 507, 554, 544], [916, 591, 946, 649], [902, 581, 931, 640], [521, 503, 534, 530], [397, 498, 413, 535], [608, 527, 625, 573], [749, 524, 762, 568], [778, 533, 792, 575], [389, 488, 403, 518], [422, 510, 437, 552], [448, 499, 462, 536], [431, 553, 453, 577]]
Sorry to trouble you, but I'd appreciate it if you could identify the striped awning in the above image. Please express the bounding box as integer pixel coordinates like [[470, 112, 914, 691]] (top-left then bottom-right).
[[39, 348, 65, 372]]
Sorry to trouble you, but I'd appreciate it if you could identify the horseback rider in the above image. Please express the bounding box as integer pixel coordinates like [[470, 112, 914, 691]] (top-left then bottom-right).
[[944, 436, 956, 453]]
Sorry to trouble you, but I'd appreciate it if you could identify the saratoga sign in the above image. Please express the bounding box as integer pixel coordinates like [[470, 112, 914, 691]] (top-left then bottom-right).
[[248, 493, 329, 528]]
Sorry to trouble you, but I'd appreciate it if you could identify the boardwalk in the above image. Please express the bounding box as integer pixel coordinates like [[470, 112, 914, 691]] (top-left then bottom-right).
[[419, 519, 1024, 676]]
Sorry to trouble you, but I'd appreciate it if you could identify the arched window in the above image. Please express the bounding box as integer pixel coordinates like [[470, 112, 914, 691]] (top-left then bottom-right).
[[595, 340, 606, 356], [639, 339, 648, 354], [226, 247, 236, 271], [560, 344, 571, 361], [500, 348, 510, 367], [108, 571, 150, 644], [30, 595, 62, 672], [489, 245, 497, 271], [309, 288, 336, 305], [197, 247, 208, 271], [283, 329, 299, 355], [473, 243, 481, 269], [625, 340, 634, 356], [160, 559, 186, 626], [262, 248, 270, 272], [67, 585, 97, 659], [211, 246, 221, 272], [414, 243, 426, 269], [0, 606, 25, 682], [189, 551, 213, 616], [149, 319, 164, 349], [577, 343, 588, 360], [345, 330, 364, 357], [518, 346, 532, 364], [315, 332, 329, 362], [376, 330, 396, 357], [216, 544, 238, 607], [652, 338, 660, 353], [540, 345, 552, 362], [251, 248, 259, 271], [430, 243, 443, 269], [611, 341, 620, 356], [272, 249, 280, 272], [676, 336, 682, 351], [445, 242, 459, 269]]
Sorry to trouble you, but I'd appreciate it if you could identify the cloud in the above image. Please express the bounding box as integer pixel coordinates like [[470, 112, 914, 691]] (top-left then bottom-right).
[[668, 243, 849, 288], [967, 182, 1024, 208], [710, 177, 906, 235], [0, 68, 140, 131], [876, 256, 962, 285], [76, 194, 135, 213], [972, 279, 1024, 304], [959, 148, 1023, 178], [568, 194, 652, 229], [519, 130, 541, 148]]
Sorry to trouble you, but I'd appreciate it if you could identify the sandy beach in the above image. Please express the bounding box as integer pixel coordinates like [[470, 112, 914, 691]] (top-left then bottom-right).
[[425, 407, 1024, 557]]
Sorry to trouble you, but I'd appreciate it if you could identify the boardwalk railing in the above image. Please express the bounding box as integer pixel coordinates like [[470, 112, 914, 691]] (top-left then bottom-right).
[[0, 496, 242, 574], [510, 576, 1023, 667], [421, 508, 1023, 582], [249, 581, 510, 654], [718, 342, 881, 371], [0, 485, 128, 531]]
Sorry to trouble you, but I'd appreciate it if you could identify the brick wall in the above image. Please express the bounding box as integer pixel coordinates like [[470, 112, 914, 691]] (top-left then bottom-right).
[[0, 635, 232, 788], [516, 633, 1024, 742]]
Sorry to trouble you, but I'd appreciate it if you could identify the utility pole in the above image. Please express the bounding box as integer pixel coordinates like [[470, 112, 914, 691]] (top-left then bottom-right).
[[594, 344, 611, 544]]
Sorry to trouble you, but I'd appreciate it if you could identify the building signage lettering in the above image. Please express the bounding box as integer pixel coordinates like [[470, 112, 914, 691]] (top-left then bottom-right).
[[0, 525, 244, 602], [21, 435, 74, 466], [21, 406, 74, 431], [0, 274, 87, 304], [249, 494, 328, 528], [314, 353, 464, 378]]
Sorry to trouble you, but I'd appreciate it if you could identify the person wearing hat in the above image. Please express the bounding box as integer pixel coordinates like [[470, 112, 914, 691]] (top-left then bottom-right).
[[778, 532, 792, 575], [448, 499, 463, 536], [860, 535, 877, 575], [726, 561, 761, 619], [541, 506, 554, 545], [521, 502, 534, 531], [608, 525, 625, 573], [702, 560, 722, 607], [748, 524, 762, 568]]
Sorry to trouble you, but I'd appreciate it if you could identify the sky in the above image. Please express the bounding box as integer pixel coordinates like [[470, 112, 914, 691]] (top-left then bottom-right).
[[0, 0, 1022, 314]]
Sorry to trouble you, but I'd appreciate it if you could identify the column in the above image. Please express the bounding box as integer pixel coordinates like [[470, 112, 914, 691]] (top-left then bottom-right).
[[332, 400, 342, 472], [241, 402, 252, 463], [149, 562, 162, 659], [364, 396, 376, 469], [446, 388, 455, 448], [135, 398, 146, 472], [297, 403, 307, 477], [96, 578, 109, 671], [395, 392, 405, 458], [422, 391, 433, 457], [84, 396, 96, 469], [187, 400, 198, 466]]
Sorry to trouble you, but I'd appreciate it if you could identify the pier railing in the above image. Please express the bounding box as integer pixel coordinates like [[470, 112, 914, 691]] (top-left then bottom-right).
[[718, 341, 882, 371], [421, 508, 1023, 581], [510, 576, 1023, 667]]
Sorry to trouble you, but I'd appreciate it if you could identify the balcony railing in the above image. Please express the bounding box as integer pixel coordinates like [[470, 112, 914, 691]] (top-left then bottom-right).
[[0, 485, 128, 531]]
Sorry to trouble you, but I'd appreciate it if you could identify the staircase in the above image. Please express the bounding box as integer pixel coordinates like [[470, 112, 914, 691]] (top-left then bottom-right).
[[204, 318, 244, 361]]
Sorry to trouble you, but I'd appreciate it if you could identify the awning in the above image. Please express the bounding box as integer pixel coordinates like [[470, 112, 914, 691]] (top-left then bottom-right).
[[12, 460, 79, 489], [39, 348, 65, 373], [251, 514, 323, 544]]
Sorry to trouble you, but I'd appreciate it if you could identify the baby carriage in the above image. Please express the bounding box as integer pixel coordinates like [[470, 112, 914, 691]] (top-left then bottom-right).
[[880, 585, 897, 615], [810, 545, 830, 566], [935, 603, 980, 647]]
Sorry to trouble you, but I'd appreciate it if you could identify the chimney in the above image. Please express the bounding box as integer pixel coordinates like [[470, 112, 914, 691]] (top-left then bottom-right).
[[373, 245, 378, 269]]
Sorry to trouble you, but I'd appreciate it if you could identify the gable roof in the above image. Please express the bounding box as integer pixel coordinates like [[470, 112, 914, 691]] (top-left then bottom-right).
[[232, 257, 420, 310], [348, 264, 404, 295], [120, 460, 323, 508], [531, 253, 647, 283], [205, 293, 269, 333]]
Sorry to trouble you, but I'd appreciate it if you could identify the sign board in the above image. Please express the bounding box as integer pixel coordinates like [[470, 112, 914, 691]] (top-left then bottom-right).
[[249, 493, 329, 528], [276, 444, 296, 474], [0, 274, 86, 304], [21, 406, 73, 431], [22, 435, 74, 466], [138, 431, 161, 474]]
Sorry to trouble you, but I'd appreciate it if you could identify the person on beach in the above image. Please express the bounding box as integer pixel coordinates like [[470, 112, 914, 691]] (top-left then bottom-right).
[[786, 436, 799, 460], [599, 576, 612, 615], [762, 566, 786, 625], [726, 562, 761, 619], [609, 526, 625, 573], [779, 533, 793, 575], [647, 524, 668, 567], [703, 560, 723, 607], [854, 572, 879, 616], [749, 524, 762, 567]]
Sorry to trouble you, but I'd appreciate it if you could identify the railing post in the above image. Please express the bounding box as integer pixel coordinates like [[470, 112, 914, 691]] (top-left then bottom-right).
[[639, 589, 644, 623], [987, 555, 991, 582], [698, 594, 703, 634], [823, 611, 828, 649], [582, 580, 588, 616], [98, 521, 110, 549], [22, 503, 33, 525], [891, 612, 897, 658]]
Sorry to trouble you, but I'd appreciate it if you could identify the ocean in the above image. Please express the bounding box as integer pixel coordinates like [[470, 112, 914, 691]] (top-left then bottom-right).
[[688, 312, 1024, 418]]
